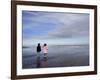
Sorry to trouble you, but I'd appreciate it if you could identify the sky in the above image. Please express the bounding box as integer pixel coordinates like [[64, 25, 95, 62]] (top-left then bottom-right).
[[22, 10, 89, 46]]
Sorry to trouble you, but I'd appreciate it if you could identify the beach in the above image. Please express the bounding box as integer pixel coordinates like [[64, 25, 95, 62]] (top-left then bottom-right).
[[22, 45, 89, 69]]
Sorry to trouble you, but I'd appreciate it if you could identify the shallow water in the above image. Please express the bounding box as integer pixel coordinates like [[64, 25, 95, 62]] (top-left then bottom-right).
[[22, 45, 89, 69]]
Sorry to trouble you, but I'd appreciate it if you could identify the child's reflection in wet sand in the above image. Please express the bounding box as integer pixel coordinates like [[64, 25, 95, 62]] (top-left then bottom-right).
[[36, 55, 48, 68]]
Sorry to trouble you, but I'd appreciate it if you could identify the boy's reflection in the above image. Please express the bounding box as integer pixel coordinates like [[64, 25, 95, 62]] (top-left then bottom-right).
[[36, 56, 41, 68], [36, 55, 48, 68]]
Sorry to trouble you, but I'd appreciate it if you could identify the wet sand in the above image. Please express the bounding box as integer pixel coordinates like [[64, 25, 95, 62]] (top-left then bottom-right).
[[22, 45, 89, 69]]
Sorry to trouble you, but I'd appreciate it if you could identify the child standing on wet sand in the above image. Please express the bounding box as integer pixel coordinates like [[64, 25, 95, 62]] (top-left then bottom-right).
[[36, 43, 41, 56], [42, 43, 48, 57]]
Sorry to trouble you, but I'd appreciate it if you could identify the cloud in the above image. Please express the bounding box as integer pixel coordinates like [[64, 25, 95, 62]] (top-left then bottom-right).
[[22, 11, 89, 46], [47, 13, 89, 38], [22, 11, 63, 38]]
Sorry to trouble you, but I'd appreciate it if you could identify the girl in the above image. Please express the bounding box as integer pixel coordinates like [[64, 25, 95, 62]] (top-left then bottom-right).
[[42, 43, 48, 57]]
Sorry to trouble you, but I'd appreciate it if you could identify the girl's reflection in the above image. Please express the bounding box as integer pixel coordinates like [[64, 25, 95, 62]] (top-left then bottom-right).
[[41, 57, 48, 68], [36, 55, 48, 68]]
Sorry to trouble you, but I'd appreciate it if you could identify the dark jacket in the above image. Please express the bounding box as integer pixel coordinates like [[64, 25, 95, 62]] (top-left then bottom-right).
[[37, 46, 41, 52]]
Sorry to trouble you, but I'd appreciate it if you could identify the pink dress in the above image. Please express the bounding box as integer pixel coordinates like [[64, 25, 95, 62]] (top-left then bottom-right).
[[42, 46, 48, 54]]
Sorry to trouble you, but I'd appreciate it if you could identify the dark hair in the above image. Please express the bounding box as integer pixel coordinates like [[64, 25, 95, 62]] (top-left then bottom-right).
[[44, 43, 47, 46], [37, 43, 41, 52], [38, 43, 40, 46]]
